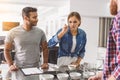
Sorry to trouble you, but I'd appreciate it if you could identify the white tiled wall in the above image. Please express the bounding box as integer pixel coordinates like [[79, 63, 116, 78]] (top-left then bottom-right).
[[97, 47, 106, 60]]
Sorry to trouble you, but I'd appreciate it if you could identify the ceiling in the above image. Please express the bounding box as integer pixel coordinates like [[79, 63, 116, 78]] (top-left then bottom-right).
[[0, 0, 69, 16], [0, 0, 110, 18], [0, 0, 68, 6]]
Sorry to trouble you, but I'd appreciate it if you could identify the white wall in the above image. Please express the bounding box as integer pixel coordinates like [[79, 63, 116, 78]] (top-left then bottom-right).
[[0, 14, 22, 36], [70, 0, 110, 63], [70, 0, 111, 17], [80, 16, 99, 62]]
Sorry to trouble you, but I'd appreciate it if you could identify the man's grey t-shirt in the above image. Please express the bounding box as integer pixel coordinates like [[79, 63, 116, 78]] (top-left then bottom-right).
[[5, 26, 46, 67]]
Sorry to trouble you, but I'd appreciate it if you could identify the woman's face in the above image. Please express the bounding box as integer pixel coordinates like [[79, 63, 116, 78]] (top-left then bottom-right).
[[68, 16, 80, 31]]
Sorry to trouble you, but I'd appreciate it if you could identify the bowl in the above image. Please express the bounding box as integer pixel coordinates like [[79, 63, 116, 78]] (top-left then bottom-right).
[[69, 72, 81, 79], [57, 73, 69, 80], [68, 64, 76, 70], [40, 74, 54, 80], [88, 72, 95, 76]]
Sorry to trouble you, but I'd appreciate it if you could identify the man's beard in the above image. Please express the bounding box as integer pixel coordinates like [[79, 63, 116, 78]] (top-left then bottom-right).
[[110, 0, 118, 15], [30, 22, 37, 27]]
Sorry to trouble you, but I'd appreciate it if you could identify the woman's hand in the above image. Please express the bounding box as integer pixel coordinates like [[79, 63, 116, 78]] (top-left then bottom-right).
[[71, 61, 80, 68], [57, 24, 68, 39], [61, 24, 68, 34], [71, 57, 81, 68]]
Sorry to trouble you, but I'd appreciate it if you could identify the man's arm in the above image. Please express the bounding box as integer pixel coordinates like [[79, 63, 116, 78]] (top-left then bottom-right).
[[41, 41, 48, 63], [4, 42, 18, 71], [4, 42, 13, 66], [41, 41, 49, 69]]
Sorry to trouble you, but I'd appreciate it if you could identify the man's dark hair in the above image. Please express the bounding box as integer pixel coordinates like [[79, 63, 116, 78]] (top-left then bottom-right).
[[22, 7, 37, 18]]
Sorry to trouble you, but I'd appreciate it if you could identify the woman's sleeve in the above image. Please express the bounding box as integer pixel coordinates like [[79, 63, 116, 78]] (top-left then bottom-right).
[[48, 29, 62, 47]]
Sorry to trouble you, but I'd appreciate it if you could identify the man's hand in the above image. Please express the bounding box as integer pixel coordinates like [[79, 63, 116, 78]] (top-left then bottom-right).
[[108, 75, 116, 80], [41, 63, 49, 69], [88, 75, 99, 80], [88, 71, 102, 80], [9, 64, 19, 71]]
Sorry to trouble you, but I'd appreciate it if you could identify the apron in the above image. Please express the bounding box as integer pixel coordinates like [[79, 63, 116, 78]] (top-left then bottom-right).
[[57, 56, 77, 66]]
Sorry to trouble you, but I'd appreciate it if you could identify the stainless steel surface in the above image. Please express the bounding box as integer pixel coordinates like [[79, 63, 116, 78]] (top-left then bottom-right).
[[41, 64, 84, 80]]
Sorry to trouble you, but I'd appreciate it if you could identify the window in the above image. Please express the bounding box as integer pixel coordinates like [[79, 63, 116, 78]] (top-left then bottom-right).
[[98, 17, 113, 47]]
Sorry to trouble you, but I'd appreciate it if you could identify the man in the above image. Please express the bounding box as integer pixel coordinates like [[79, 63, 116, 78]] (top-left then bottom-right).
[[4, 7, 49, 80], [88, 0, 120, 80]]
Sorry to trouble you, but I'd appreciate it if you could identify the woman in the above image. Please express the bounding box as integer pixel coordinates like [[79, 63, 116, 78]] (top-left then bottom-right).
[[48, 12, 87, 67]]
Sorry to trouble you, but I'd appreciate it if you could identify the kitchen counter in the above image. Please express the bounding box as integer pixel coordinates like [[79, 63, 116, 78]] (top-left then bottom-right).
[[41, 63, 102, 80], [39, 64, 87, 80], [0, 63, 100, 80]]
